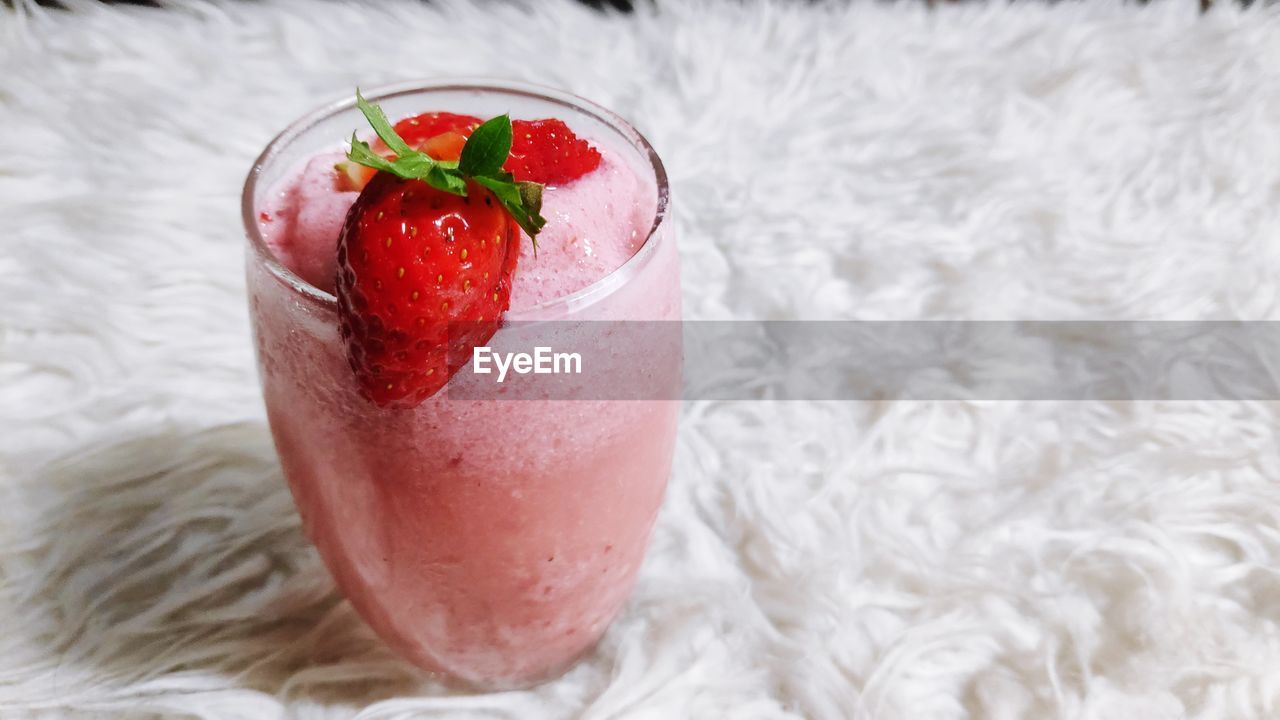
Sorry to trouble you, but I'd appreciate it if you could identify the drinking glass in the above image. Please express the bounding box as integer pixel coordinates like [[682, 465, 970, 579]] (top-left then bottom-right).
[[242, 81, 680, 688]]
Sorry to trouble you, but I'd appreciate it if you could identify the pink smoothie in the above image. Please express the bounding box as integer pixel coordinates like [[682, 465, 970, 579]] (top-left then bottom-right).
[[247, 121, 680, 687]]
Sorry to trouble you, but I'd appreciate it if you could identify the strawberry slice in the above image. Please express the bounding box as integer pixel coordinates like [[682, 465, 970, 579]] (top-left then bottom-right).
[[335, 161, 376, 192], [334, 92, 546, 407], [420, 131, 469, 162], [394, 112, 482, 148], [505, 118, 602, 185]]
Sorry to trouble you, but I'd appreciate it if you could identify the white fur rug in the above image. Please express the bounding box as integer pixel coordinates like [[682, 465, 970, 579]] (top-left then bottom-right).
[[4, 0, 1280, 717]]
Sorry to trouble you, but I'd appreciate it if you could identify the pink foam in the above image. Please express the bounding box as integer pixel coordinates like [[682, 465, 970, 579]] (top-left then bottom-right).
[[257, 138, 656, 307]]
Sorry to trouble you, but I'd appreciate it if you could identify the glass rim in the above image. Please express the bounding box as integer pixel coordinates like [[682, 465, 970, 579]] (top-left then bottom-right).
[[241, 79, 671, 320]]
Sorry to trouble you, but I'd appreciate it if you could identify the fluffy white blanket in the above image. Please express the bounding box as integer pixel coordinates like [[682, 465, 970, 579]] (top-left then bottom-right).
[[4, 0, 1280, 717]]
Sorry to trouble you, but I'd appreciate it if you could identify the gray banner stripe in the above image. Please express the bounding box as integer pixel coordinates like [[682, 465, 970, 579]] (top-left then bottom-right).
[[444, 322, 1280, 400]]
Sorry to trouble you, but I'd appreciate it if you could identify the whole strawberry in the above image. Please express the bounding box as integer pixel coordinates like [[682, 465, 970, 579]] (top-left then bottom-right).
[[335, 92, 547, 408]]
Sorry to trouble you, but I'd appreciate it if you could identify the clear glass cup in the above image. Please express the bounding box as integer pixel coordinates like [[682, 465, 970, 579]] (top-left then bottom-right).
[[241, 81, 680, 688]]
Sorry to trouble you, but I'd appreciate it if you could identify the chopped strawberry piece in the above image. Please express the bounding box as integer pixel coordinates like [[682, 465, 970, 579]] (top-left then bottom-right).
[[335, 113, 483, 192], [420, 131, 468, 162], [394, 112, 483, 148], [505, 119, 602, 185], [335, 160, 376, 192]]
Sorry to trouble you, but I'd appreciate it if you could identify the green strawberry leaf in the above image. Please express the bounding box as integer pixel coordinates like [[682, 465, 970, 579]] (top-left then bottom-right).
[[473, 175, 548, 249], [355, 89, 414, 158], [428, 165, 468, 196], [389, 155, 467, 196], [516, 181, 543, 218], [458, 114, 512, 178], [347, 135, 397, 174]]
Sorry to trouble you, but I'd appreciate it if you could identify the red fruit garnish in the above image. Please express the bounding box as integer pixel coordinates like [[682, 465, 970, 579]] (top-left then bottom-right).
[[336, 174, 519, 407], [335, 161, 376, 192], [420, 131, 469, 162], [336, 113, 481, 191], [505, 119, 602, 185], [393, 112, 482, 148], [334, 91, 546, 407]]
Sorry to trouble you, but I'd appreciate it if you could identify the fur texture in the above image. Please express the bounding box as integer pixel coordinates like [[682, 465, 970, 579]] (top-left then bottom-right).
[[3, 0, 1280, 717]]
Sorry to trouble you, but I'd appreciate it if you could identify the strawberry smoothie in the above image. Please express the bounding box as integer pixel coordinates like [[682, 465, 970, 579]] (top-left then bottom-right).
[[243, 83, 679, 687]]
